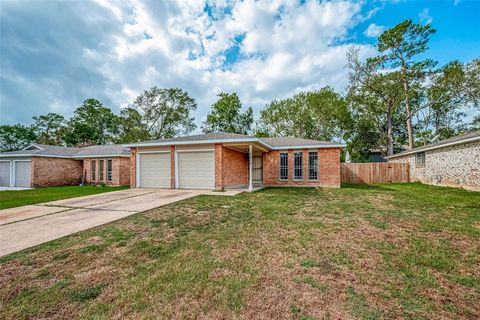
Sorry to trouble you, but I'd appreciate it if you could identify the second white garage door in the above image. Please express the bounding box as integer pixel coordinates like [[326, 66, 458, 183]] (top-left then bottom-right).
[[139, 153, 170, 188], [177, 151, 215, 189]]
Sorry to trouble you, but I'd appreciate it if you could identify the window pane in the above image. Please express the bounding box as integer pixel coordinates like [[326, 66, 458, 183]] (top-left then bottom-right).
[[294, 152, 303, 180], [416, 152, 425, 167], [309, 152, 318, 180], [107, 160, 113, 182], [99, 160, 104, 181], [279, 153, 288, 180], [91, 160, 96, 181]]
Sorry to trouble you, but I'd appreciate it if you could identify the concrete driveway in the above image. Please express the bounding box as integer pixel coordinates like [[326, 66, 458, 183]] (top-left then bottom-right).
[[0, 188, 206, 257]]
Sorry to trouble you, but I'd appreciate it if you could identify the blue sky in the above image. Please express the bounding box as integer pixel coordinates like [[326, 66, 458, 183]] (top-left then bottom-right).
[[0, 0, 478, 128]]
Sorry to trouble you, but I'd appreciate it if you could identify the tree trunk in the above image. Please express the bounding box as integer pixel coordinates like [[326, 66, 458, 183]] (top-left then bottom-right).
[[387, 105, 394, 156], [401, 67, 414, 149]]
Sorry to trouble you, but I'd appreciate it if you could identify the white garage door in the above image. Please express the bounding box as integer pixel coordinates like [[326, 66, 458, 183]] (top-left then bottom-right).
[[0, 161, 11, 187], [178, 151, 214, 189], [139, 153, 171, 188], [14, 161, 31, 187]]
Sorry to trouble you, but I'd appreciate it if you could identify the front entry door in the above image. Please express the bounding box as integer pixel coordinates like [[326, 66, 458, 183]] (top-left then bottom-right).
[[252, 156, 263, 184]]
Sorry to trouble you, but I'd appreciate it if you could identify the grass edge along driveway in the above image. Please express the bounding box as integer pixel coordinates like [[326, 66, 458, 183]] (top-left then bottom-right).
[[0, 185, 129, 210], [0, 183, 479, 319]]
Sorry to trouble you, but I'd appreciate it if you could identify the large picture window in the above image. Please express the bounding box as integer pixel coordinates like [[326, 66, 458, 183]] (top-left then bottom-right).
[[294, 152, 303, 180], [416, 152, 425, 167], [309, 152, 318, 180], [107, 159, 113, 182], [99, 159, 104, 181], [279, 152, 288, 180], [91, 160, 96, 181]]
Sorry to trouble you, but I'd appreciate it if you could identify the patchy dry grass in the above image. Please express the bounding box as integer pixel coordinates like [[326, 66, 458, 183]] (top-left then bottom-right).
[[0, 182, 479, 319]]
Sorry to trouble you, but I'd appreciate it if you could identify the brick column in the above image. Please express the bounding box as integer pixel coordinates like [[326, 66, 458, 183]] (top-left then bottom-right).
[[130, 148, 137, 188], [215, 143, 223, 190], [303, 149, 309, 183], [170, 145, 176, 189]]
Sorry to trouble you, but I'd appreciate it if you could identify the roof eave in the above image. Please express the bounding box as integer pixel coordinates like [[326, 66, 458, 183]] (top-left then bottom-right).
[[124, 138, 270, 148], [385, 136, 480, 159], [0, 154, 73, 159], [73, 155, 130, 159], [270, 144, 346, 150], [124, 138, 345, 150]]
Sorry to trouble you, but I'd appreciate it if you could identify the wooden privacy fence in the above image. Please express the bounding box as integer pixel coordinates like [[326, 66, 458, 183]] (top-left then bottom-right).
[[341, 162, 410, 184]]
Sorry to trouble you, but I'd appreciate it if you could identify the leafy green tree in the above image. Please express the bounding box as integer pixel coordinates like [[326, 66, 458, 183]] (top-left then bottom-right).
[[346, 47, 405, 157], [0, 124, 36, 152], [63, 98, 119, 146], [377, 19, 436, 149], [32, 113, 67, 145], [258, 87, 348, 141], [132, 87, 196, 139], [202, 92, 253, 135], [414, 58, 479, 143], [116, 107, 151, 143]]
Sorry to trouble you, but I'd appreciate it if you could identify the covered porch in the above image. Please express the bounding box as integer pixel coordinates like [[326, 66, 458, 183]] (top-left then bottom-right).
[[219, 141, 267, 192]]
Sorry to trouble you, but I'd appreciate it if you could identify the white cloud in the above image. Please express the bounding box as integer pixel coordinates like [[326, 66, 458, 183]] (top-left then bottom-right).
[[419, 8, 433, 24], [1, 0, 377, 128], [363, 23, 385, 37]]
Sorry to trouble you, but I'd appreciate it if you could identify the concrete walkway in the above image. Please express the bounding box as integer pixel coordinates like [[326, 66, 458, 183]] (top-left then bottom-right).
[[0, 188, 206, 257]]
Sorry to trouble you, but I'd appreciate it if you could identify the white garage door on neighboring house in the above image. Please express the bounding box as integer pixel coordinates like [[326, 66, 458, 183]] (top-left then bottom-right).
[[0, 161, 11, 187], [139, 152, 171, 188], [14, 161, 32, 187], [177, 151, 215, 189]]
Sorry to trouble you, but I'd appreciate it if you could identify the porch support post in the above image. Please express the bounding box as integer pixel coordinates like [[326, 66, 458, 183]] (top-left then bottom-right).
[[248, 144, 253, 192]]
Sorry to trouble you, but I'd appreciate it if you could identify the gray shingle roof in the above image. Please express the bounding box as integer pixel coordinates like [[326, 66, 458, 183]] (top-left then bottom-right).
[[386, 130, 480, 158], [73, 145, 130, 158], [259, 137, 341, 147], [145, 132, 255, 144], [0, 143, 129, 158], [125, 132, 345, 149]]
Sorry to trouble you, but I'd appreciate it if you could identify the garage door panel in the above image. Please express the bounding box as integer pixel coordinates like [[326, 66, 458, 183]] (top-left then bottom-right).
[[0, 162, 10, 187], [139, 153, 170, 188], [15, 161, 31, 188], [178, 151, 214, 189]]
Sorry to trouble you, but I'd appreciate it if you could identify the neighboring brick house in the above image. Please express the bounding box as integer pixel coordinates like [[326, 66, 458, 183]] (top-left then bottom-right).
[[126, 132, 344, 191], [386, 130, 480, 191], [0, 143, 130, 188]]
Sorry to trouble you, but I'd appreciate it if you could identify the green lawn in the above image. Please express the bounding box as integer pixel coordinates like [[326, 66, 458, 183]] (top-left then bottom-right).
[[1, 183, 479, 319], [0, 185, 129, 209]]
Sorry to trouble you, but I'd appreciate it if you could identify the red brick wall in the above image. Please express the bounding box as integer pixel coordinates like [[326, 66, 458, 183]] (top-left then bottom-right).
[[83, 157, 130, 186], [31, 157, 83, 187], [117, 157, 131, 186], [262, 148, 341, 188], [222, 146, 248, 187], [319, 148, 341, 187]]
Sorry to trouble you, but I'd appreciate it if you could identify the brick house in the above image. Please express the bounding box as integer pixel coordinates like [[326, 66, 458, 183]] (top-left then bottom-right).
[[126, 132, 345, 191], [0, 143, 130, 188], [386, 130, 480, 191]]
